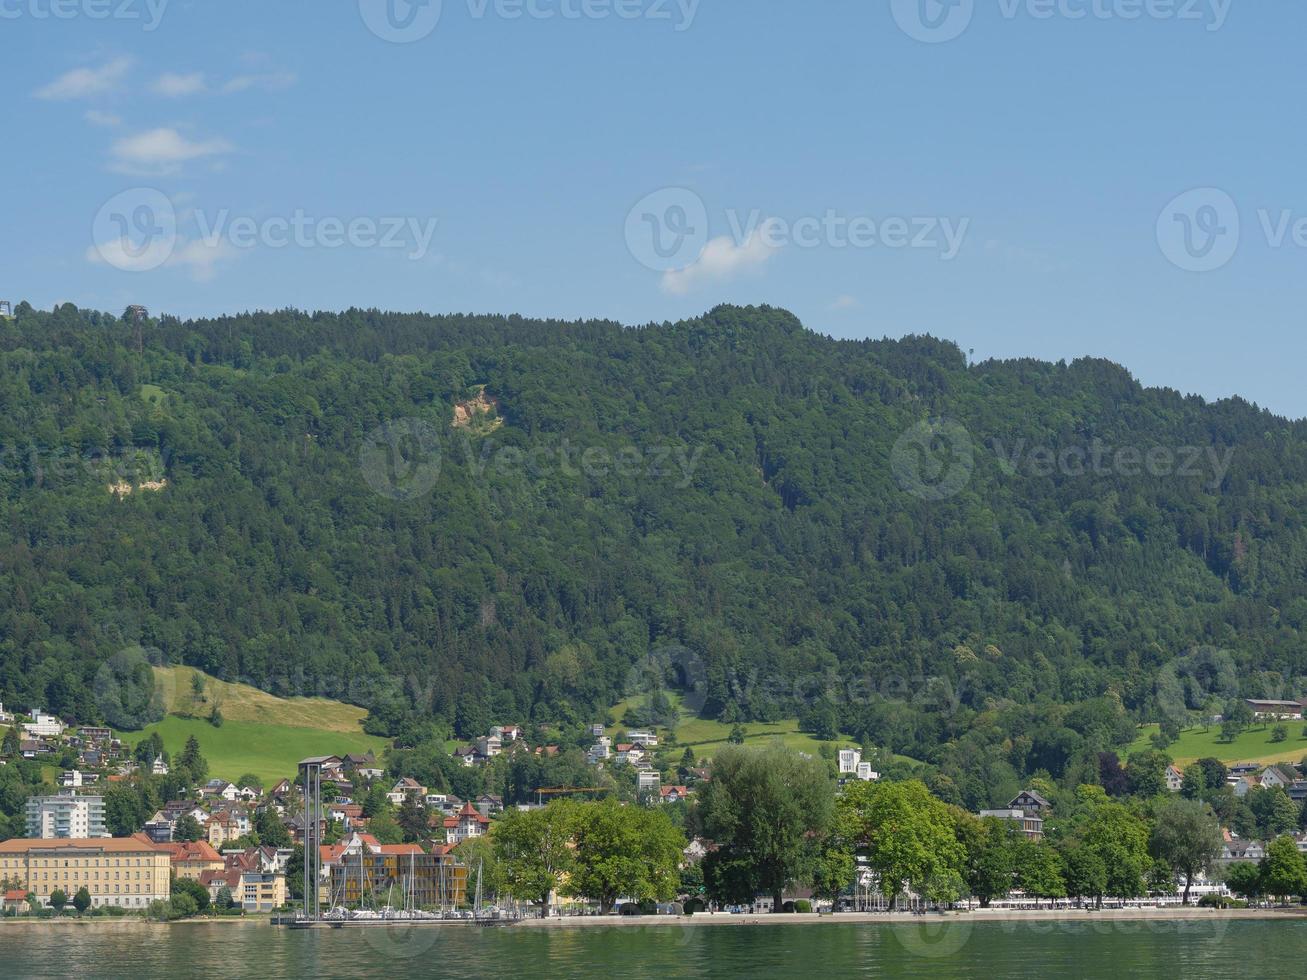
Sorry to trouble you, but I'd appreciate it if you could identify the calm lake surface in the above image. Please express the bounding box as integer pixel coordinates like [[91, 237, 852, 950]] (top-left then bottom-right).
[[2, 918, 1304, 978]]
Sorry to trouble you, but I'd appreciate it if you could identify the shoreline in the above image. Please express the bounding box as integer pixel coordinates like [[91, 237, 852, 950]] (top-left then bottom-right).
[[3, 906, 1304, 931], [511, 907, 1307, 929]]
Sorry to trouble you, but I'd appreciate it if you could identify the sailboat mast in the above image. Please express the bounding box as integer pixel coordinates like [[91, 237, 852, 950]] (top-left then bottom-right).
[[475, 857, 484, 913]]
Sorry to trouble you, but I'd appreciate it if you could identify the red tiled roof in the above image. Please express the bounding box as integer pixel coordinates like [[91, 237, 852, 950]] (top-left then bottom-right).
[[456, 802, 490, 823], [378, 844, 424, 856], [152, 839, 224, 864], [199, 869, 242, 890], [3, 890, 27, 901]]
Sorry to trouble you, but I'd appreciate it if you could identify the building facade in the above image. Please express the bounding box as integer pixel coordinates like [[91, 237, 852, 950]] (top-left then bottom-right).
[[199, 868, 286, 912], [0, 837, 171, 909], [979, 808, 1045, 841], [25, 792, 107, 840], [328, 848, 467, 909]]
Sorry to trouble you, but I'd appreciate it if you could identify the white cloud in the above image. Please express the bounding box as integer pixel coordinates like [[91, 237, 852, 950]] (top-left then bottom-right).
[[661, 220, 782, 295], [151, 72, 207, 97], [167, 238, 240, 282], [84, 109, 123, 128], [109, 127, 233, 176], [85, 237, 174, 274], [35, 58, 133, 100], [222, 71, 298, 94], [86, 235, 239, 282], [827, 294, 860, 312]]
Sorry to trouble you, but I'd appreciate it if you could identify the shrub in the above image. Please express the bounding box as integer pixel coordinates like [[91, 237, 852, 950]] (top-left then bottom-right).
[[1198, 894, 1248, 909], [793, 900, 812, 913]]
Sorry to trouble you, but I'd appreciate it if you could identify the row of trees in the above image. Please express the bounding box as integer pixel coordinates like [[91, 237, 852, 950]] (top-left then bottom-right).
[[685, 745, 1233, 910]]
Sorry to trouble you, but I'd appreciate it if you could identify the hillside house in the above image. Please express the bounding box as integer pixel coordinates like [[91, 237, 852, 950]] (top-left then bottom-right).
[[443, 802, 490, 844], [614, 744, 645, 766], [659, 785, 690, 805], [637, 770, 661, 795], [342, 753, 385, 781], [22, 711, 64, 738], [1260, 766, 1295, 791], [1165, 765, 1185, 792], [386, 778, 426, 805], [1245, 699, 1305, 721], [1008, 790, 1052, 814], [586, 737, 612, 765]]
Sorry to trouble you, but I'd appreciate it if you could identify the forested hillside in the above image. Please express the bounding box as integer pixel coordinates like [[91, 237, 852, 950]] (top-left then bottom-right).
[[2, 300, 1306, 807]]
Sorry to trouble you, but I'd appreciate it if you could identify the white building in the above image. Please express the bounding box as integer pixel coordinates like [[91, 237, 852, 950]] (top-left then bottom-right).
[[1245, 699, 1305, 721], [1165, 764, 1185, 792], [627, 729, 659, 747], [22, 710, 64, 739], [838, 748, 862, 775], [586, 736, 612, 765], [25, 792, 108, 839], [637, 770, 662, 795], [837, 748, 879, 782]]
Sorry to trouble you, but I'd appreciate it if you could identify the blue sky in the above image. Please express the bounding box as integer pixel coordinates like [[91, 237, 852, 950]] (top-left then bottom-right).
[[3, 0, 1306, 417]]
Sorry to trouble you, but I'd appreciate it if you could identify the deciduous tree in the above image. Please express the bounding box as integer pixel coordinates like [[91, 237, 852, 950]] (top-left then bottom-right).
[[1149, 798, 1222, 905], [839, 779, 965, 909], [697, 745, 833, 912]]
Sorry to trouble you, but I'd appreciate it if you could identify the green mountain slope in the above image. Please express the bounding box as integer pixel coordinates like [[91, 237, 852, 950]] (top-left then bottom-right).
[[2, 301, 1305, 807]]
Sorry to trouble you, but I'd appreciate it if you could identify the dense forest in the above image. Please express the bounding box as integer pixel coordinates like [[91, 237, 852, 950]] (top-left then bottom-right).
[[2, 300, 1306, 807]]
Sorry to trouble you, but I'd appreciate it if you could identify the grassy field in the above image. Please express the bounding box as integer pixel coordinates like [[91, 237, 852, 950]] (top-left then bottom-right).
[[608, 694, 832, 755], [153, 665, 373, 733], [1129, 722, 1307, 767], [114, 668, 389, 784]]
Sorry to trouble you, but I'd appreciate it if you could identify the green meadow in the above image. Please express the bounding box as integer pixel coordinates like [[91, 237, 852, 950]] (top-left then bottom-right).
[[1129, 722, 1307, 767]]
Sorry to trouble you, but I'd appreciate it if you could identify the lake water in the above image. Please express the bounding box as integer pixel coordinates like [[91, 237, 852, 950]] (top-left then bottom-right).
[[1, 918, 1303, 978]]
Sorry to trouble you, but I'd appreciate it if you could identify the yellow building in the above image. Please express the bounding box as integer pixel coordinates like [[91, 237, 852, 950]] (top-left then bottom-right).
[[0, 837, 171, 909], [157, 840, 225, 881], [199, 868, 287, 912]]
